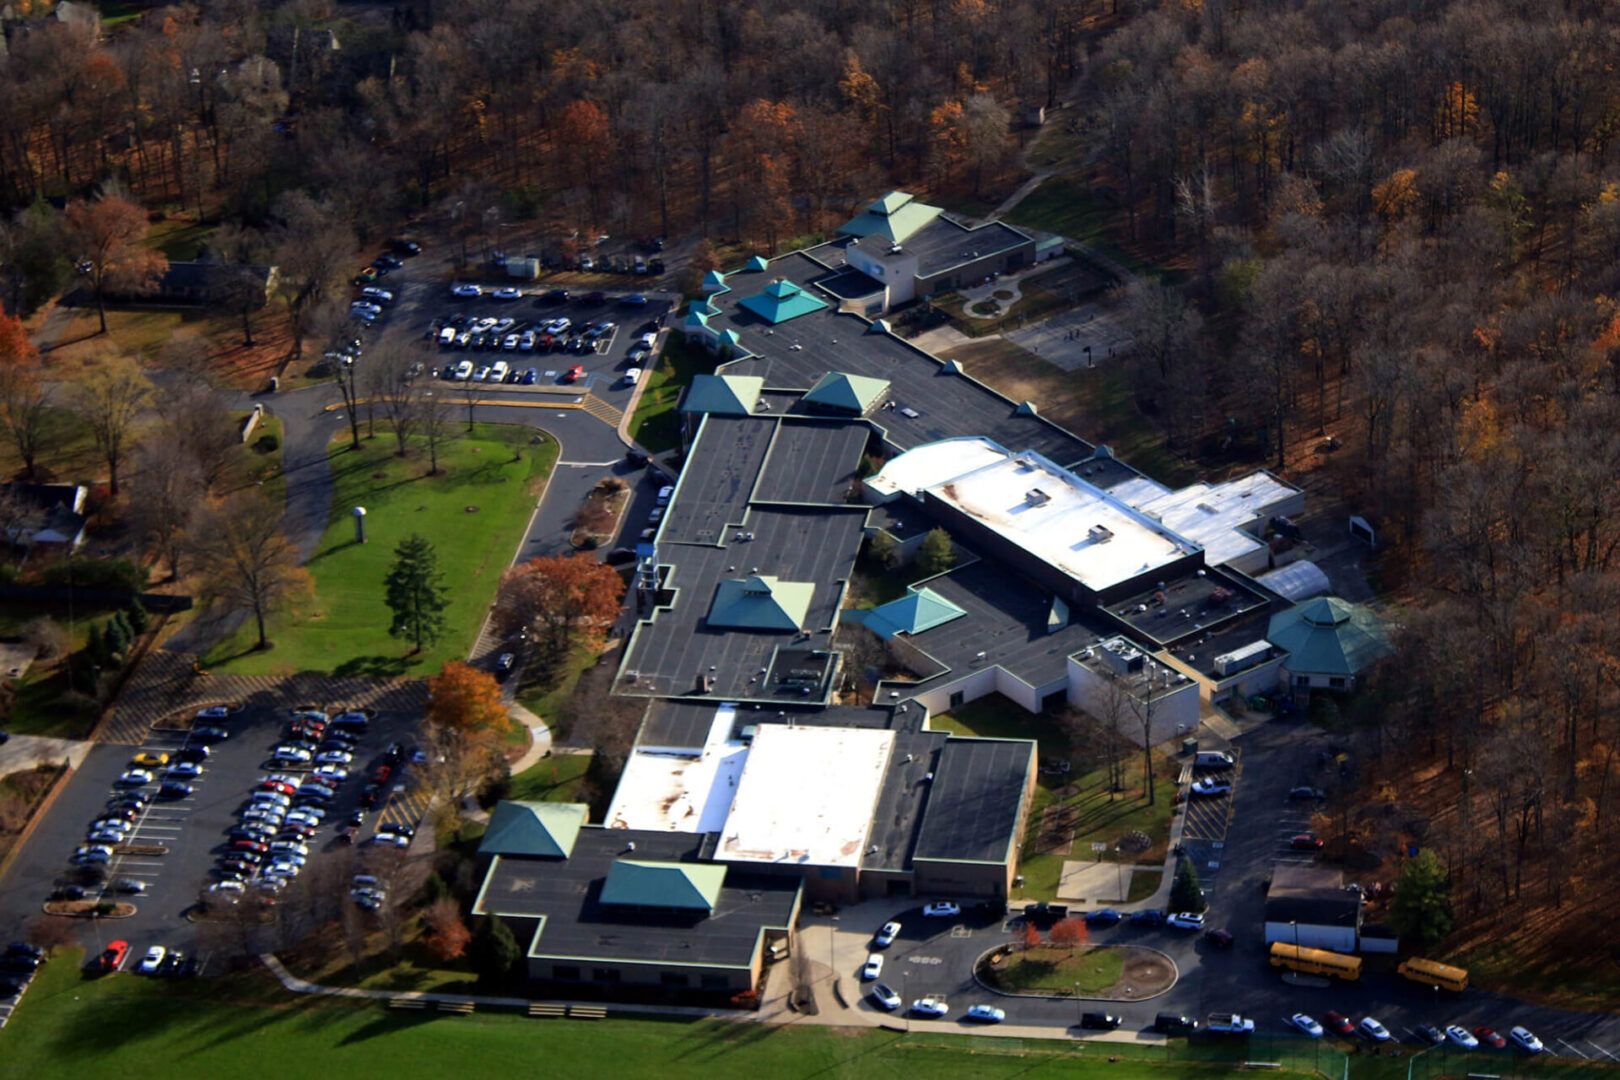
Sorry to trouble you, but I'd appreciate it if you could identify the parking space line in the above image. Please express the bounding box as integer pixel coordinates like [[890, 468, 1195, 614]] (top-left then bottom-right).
[[1557, 1039, 1588, 1058], [1588, 1041, 1615, 1060]]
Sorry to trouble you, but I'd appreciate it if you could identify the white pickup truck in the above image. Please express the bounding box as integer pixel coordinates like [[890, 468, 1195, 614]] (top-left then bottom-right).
[[1207, 1013, 1256, 1034]]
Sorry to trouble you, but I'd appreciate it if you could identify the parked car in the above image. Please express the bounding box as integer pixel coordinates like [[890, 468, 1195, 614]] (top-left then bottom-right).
[[922, 901, 960, 918], [1509, 1027, 1544, 1053], [1166, 912, 1205, 930], [1084, 909, 1122, 927], [117, 769, 154, 786], [451, 283, 482, 297], [1445, 1025, 1478, 1048], [1190, 777, 1232, 796], [860, 953, 883, 980], [1206, 1013, 1255, 1034], [967, 1005, 1007, 1023], [132, 752, 169, 768], [158, 781, 193, 799], [1290, 833, 1324, 850], [1129, 909, 1167, 927], [135, 946, 166, 974], [1474, 1026, 1507, 1049], [1359, 1017, 1392, 1042], [869, 983, 902, 1011], [874, 921, 901, 947], [1291, 1014, 1325, 1038], [164, 762, 202, 779], [1155, 1014, 1199, 1034], [1324, 1012, 1356, 1036], [910, 998, 949, 1018], [563, 365, 585, 382], [1079, 1012, 1120, 1030], [1289, 786, 1327, 800]]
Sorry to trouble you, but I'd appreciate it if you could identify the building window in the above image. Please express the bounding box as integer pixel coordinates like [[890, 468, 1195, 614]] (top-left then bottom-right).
[[700, 975, 728, 990], [592, 968, 621, 983], [553, 966, 581, 981], [819, 867, 842, 880], [660, 972, 689, 987], [949, 690, 965, 708], [1329, 677, 1346, 689], [1294, 675, 1310, 687]]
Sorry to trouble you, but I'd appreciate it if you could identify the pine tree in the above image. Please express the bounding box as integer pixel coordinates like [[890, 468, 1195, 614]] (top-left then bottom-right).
[[103, 617, 130, 658], [126, 599, 150, 634], [1170, 857, 1204, 913], [384, 533, 449, 652], [110, 609, 134, 649], [1390, 849, 1453, 947], [469, 914, 520, 985]]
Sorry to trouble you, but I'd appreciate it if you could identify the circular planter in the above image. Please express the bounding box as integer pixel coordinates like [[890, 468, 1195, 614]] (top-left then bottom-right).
[[973, 943, 1178, 1002]]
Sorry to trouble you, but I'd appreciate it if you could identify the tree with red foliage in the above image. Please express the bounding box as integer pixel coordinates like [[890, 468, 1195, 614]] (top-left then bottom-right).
[[426, 661, 508, 733], [0, 311, 55, 479], [495, 553, 625, 657], [1018, 920, 1042, 950], [421, 898, 471, 962], [63, 184, 168, 335], [1048, 916, 1090, 951]]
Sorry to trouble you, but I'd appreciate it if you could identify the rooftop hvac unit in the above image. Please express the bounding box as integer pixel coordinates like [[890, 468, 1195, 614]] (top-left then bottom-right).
[[1212, 640, 1271, 677], [1102, 642, 1144, 675], [1026, 487, 1051, 506], [1088, 524, 1114, 543]]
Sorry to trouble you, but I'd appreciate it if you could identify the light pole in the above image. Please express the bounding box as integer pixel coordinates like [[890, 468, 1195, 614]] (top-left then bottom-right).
[[1073, 981, 1081, 1030]]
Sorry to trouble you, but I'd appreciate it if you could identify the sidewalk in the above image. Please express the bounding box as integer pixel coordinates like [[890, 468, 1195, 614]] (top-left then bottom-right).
[[506, 700, 553, 773]]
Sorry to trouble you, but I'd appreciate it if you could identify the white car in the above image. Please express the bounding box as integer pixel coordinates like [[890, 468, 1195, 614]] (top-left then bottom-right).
[[546, 317, 572, 335], [315, 750, 352, 765], [1508, 1027, 1543, 1053], [241, 807, 284, 824], [1360, 1017, 1392, 1042], [861, 953, 883, 980], [453, 360, 474, 380], [874, 921, 900, 948], [638, 332, 657, 350], [207, 882, 244, 901], [165, 762, 202, 779], [1167, 912, 1205, 930], [360, 287, 394, 304], [1190, 777, 1232, 796], [1445, 1025, 1479, 1049], [493, 287, 522, 300], [268, 841, 308, 857], [519, 330, 537, 351], [472, 365, 491, 382], [620, 367, 643, 387], [489, 360, 510, 383], [136, 945, 166, 974], [196, 706, 230, 719], [965, 1005, 1006, 1023], [450, 283, 482, 297], [311, 765, 348, 782], [438, 326, 456, 346], [922, 901, 961, 918], [271, 746, 312, 762], [910, 998, 949, 1018], [118, 769, 154, 786], [502, 334, 520, 351], [869, 983, 902, 1011], [1290, 1014, 1324, 1038], [87, 829, 128, 845]]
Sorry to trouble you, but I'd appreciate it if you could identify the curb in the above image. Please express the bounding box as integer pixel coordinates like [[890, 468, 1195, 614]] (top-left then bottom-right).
[[0, 760, 74, 887]]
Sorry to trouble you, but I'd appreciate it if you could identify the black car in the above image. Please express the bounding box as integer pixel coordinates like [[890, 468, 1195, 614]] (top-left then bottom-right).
[[389, 239, 421, 256], [6, 943, 44, 961], [1203, 928, 1234, 948], [648, 258, 665, 274], [384, 742, 405, 764], [175, 746, 209, 763], [1416, 1024, 1445, 1045], [1129, 909, 1167, 927], [51, 885, 86, 901], [1288, 786, 1326, 800], [495, 653, 516, 680], [158, 781, 192, 799], [0, 729, 9, 744], [1080, 1013, 1121, 1030], [1084, 909, 1122, 927], [0, 954, 41, 974], [0, 977, 24, 998], [193, 725, 229, 742], [1155, 1013, 1200, 1034], [538, 289, 569, 305], [373, 253, 403, 269]]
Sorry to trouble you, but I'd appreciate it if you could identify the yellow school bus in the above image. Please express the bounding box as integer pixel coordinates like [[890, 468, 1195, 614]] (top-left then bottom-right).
[[1397, 957, 1468, 991], [1269, 942, 1363, 981]]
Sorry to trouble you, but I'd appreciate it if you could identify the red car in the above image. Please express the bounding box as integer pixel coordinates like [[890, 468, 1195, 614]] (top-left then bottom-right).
[[1324, 1011, 1356, 1036], [98, 940, 129, 971], [259, 781, 295, 795], [563, 365, 585, 382], [1290, 833, 1324, 851], [1474, 1026, 1507, 1049], [371, 765, 393, 784], [231, 840, 268, 854]]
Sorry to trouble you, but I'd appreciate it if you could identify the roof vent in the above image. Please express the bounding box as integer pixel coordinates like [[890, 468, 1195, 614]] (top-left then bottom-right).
[[1025, 488, 1050, 506], [889, 244, 903, 255], [1088, 524, 1114, 543]]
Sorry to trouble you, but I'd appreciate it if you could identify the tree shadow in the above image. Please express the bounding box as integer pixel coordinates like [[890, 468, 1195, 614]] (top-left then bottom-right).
[[332, 654, 421, 678]]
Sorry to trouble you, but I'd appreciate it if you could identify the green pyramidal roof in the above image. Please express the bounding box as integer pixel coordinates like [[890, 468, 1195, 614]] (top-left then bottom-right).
[[479, 801, 588, 859], [839, 191, 944, 243], [804, 371, 890, 414], [681, 374, 763, 416], [599, 860, 726, 911], [861, 586, 967, 640], [707, 574, 814, 631], [1267, 597, 1393, 677], [738, 278, 828, 324]]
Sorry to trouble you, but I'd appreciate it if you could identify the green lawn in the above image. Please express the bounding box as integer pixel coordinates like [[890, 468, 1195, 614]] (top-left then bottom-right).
[[628, 336, 713, 454], [199, 425, 556, 677], [513, 642, 600, 741], [932, 695, 1179, 901], [987, 945, 1126, 994], [147, 216, 215, 261], [1006, 178, 1168, 281], [507, 751, 593, 803], [0, 950, 1343, 1080]]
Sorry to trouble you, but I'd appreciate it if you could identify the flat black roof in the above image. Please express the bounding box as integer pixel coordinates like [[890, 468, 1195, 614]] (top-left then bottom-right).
[[914, 737, 1035, 864], [867, 498, 936, 542], [707, 254, 1092, 465], [659, 415, 777, 546], [1164, 611, 1281, 679], [1103, 567, 1273, 648], [898, 560, 1106, 695], [475, 829, 800, 969], [751, 421, 868, 506], [863, 730, 945, 871], [851, 216, 1034, 279], [1264, 890, 1361, 928], [637, 699, 720, 752]]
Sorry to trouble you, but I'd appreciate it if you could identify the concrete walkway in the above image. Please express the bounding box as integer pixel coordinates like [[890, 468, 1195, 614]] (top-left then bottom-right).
[[0, 734, 92, 774], [506, 701, 553, 773]]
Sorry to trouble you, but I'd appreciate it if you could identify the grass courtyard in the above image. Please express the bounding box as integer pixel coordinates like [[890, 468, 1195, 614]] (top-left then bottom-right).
[[199, 424, 556, 677], [931, 696, 1179, 902], [507, 750, 594, 803], [0, 951, 1337, 1080], [627, 336, 713, 454]]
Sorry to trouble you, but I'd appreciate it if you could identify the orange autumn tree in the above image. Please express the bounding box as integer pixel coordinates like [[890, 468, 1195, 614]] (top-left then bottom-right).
[[423, 661, 512, 812], [428, 661, 509, 732], [1048, 916, 1090, 952], [0, 311, 55, 480], [1019, 920, 1042, 949], [496, 553, 625, 657], [64, 184, 168, 335]]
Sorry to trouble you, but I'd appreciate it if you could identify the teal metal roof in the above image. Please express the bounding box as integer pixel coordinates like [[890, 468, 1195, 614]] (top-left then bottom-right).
[[803, 371, 889, 414], [718, 328, 742, 349], [479, 801, 588, 859], [684, 308, 712, 330], [681, 374, 763, 415], [839, 191, 943, 243], [861, 586, 967, 640], [737, 278, 828, 324], [707, 574, 814, 631], [1267, 597, 1392, 677], [702, 269, 728, 291], [746, 255, 770, 272], [599, 860, 726, 911]]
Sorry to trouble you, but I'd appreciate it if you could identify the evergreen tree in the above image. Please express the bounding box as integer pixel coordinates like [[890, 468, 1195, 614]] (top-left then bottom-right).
[[126, 598, 150, 634], [383, 533, 450, 652], [1170, 857, 1204, 913], [916, 527, 955, 577], [469, 914, 520, 985], [110, 609, 134, 649], [1390, 849, 1453, 947]]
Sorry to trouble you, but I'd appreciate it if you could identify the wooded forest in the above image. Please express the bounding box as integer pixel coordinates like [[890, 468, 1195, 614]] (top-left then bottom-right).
[[3, 0, 1620, 990]]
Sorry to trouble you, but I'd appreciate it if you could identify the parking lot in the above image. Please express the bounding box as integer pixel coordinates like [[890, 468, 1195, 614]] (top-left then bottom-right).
[[0, 701, 433, 972]]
